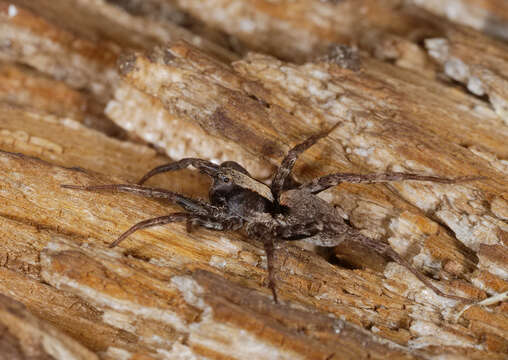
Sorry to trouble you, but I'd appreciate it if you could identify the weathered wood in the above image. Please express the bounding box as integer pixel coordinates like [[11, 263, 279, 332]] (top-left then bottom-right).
[[0, 0, 507, 359], [0, 2, 118, 101], [9, 0, 237, 62], [0, 62, 123, 136], [0, 62, 86, 120], [0, 150, 436, 359], [0, 0, 237, 135], [0, 293, 98, 360], [0, 105, 209, 197], [105, 81, 275, 180], [119, 41, 506, 247], [0, 150, 505, 358], [112, 40, 507, 356], [173, 0, 508, 126], [408, 0, 508, 41]]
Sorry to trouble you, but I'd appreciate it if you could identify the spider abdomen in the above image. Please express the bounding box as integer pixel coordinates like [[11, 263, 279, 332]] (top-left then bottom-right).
[[280, 189, 348, 247]]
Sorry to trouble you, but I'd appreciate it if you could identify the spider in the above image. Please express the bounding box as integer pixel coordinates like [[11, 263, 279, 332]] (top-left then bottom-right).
[[62, 126, 480, 303]]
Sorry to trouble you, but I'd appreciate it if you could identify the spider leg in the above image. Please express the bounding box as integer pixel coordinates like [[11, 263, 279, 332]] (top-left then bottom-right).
[[110, 211, 243, 248], [109, 212, 191, 248], [271, 123, 340, 201], [345, 231, 475, 303], [301, 172, 485, 194], [137, 158, 219, 185], [61, 184, 214, 215], [263, 240, 279, 303], [245, 222, 283, 303]]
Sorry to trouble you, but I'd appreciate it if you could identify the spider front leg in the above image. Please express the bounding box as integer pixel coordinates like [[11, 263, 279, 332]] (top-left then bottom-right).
[[109, 213, 243, 248], [300, 172, 485, 194], [137, 158, 219, 185], [62, 183, 240, 247], [61, 183, 213, 215], [110, 212, 191, 248]]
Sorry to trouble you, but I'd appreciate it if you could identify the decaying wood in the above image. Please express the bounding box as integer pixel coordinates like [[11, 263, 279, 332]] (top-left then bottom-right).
[[0, 1, 118, 101], [0, 62, 86, 120], [0, 1, 507, 359], [0, 147, 506, 358], [408, 0, 508, 41], [119, 41, 507, 248], [105, 81, 275, 179], [0, 294, 99, 360], [0, 150, 440, 359], [0, 105, 209, 197], [7, 0, 238, 63], [0, 0, 236, 133], [173, 0, 508, 125], [0, 62, 124, 136]]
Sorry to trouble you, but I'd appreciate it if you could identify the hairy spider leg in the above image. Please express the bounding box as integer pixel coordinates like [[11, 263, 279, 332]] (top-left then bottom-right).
[[384, 246, 474, 303], [137, 158, 219, 185], [62, 184, 243, 247], [300, 173, 486, 194], [345, 230, 475, 303], [245, 219, 325, 303], [61, 184, 214, 215], [263, 240, 279, 303], [110, 213, 191, 248], [271, 123, 341, 202], [109, 213, 243, 248]]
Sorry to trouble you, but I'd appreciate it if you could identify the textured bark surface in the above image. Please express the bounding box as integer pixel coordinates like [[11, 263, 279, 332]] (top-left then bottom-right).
[[0, 1, 507, 359]]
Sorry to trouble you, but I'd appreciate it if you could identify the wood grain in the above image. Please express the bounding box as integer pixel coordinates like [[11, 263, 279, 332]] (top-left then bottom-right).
[[0, 1, 507, 359]]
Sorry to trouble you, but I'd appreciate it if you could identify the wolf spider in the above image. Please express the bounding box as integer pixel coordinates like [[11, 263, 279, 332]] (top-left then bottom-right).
[[63, 127, 480, 303]]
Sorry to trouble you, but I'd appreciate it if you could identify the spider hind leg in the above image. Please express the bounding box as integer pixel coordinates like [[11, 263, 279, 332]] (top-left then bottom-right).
[[301, 172, 485, 194], [346, 231, 474, 303]]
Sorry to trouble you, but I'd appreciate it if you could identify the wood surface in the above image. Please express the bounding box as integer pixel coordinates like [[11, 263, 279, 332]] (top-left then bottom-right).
[[0, 1, 507, 359]]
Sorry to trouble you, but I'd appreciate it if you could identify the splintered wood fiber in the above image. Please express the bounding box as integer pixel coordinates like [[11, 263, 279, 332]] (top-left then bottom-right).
[[0, 1, 507, 359]]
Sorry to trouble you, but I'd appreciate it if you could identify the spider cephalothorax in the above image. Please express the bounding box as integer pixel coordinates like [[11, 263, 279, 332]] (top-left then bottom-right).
[[63, 127, 481, 303]]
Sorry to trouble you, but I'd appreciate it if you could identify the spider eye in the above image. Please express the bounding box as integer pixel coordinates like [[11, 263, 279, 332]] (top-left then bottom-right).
[[223, 176, 230, 183]]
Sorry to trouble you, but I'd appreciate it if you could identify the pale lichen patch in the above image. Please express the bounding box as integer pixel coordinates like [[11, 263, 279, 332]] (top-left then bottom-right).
[[171, 275, 305, 359], [435, 209, 502, 250], [383, 262, 459, 307], [102, 310, 137, 333], [7, 4, 18, 18], [171, 276, 207, 312], [103, 347, 131, 360], [190, 322, 305, 360], [158, 342, 205, 360], [209, 255, 228, 270], [409, 320, 483, 350]]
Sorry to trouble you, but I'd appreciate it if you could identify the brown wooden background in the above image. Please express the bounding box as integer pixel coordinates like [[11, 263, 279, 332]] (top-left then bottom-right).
[[0, 1, 507, 359]]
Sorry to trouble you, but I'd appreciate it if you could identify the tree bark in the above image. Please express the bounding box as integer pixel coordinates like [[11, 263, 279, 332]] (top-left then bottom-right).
[[0, 1, 507, 359]]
